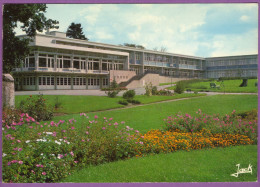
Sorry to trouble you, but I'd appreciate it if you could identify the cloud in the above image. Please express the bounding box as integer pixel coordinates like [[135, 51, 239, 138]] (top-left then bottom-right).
[[13, 3, 258, 58]]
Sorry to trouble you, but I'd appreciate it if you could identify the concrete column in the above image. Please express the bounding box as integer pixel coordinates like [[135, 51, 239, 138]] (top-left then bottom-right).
[[124, 56, 129, 70], [35, 74, 39, 90], [35, 52, 39, 70], [2, 74, 15, 108], [71, 76, 74, 90], [99, 58, 102, 71], [86, 58, 88, 72], [133, 52, 136, 64], [100, 77, 103, 89], [54, 76, 57, 90], [54, 54, 57, 71], [140, 52, 145, 74], [86, 77, 88, 89], [70, 56, 73, 69]]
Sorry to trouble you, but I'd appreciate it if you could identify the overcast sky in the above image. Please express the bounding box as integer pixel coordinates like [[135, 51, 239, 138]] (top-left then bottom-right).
[[15, 3, 258, 58]]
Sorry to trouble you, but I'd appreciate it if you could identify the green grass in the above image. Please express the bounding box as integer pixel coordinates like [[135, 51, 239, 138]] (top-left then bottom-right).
[[50, 95, 257, 133], [159, 82, 176, 86], [61, 145, 257, 182], [167, 79, 258, 93], [15, 93, 205, 114]]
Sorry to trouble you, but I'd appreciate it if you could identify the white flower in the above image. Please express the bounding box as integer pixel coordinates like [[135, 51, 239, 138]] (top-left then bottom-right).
[[55, 140, 61, 145], [40, 153, 44, 156], [44, 132, 53, 135], [2, 153, 7, 157], [59, 139, 63, 142], [25, 140, 30, 143], [66, 142, 70, 144], [2, 128, 4, 131], [36, 139, 47, 142]]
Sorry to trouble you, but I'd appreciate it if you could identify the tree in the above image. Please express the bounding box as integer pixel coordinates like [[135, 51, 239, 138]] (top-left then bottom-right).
[[66, 22, 88, 40], [160, 46, 167, 52], [3, 4, 59, 73], [121, 43, 145, 49]]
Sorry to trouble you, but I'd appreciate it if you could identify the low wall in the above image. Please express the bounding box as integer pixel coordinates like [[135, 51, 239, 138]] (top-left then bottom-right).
[[126, 73, 160, 89], [109, 70, 136, 84], [159, 76, 193, 83], [2, 74, 15, 108]]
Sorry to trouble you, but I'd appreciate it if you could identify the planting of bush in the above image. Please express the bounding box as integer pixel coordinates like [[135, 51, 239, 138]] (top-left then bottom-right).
[[174, 81, 185, 94], [18, 94, 53, 121], [163, 110, 258, 143], [2, 107, 22, 128], [156, 89, 173, 96], [127, 99, 141, 104], [118, 100, 128, 106], [105, 90, 119, 98], [123, 90, 136, 100], [2, 114, 141, 183]]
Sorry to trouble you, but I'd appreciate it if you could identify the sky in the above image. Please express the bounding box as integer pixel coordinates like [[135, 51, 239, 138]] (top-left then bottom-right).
[[15, 3, 258, 58]]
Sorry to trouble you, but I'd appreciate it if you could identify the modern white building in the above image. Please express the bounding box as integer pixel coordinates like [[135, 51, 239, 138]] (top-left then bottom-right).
[[12, 31, 258, 91]]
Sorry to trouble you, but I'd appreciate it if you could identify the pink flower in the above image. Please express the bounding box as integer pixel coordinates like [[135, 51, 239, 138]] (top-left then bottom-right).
[[94, 115, 98, 119], [102, 127, 106, 130], [139, 141, 143, 145], [104, 117, 107, 120], [18, 148, 22, 151], [114, 122, 118, 126], [141, 136, 144, 139], [71, 126, 75, 130], [109, 118, 113, 121], [85, 131, 89, 134], [74, 161, 78, 164], [29, 126, 33, 129], [81, 139, 85, 142], [135, 130, 139, 133], [70, 151, 74, 156], [18, 161, 23, 164], [38, 133, 41, 135], [62, 130, 66, 133], [42, 172, 46, 175], [40, 125, 43, 128], [13, 148, 18, 151], [121, 121, 125, 124], [17, 140, 21, 143]]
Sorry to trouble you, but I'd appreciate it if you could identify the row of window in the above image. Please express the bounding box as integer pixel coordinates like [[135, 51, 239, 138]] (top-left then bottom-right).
[[207, 58, 257, 67], [17, 76, 109, 86]]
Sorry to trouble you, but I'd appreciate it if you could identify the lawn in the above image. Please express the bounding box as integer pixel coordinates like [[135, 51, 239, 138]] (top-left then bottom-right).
[[61, 145, 257, 182], [50, 95, 258, 133], [15, 93, 205, 114], [159, 82, 176, 86], [167, 79, 258, 93]]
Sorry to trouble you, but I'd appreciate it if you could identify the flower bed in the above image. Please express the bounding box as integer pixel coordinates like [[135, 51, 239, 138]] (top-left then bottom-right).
[[2, 114, 140, 183], [2, 110, 256, 183], [135, 129, 253, 156], [163, 110, 258, 144]]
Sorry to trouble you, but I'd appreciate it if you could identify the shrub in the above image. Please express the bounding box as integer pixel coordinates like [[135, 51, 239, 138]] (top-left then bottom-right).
[[157, 89, 173, 96], [2, 107, 22, 127], [144, 82, 153, 96], [118, 100, 128, 105], [127, 99, 141, 104], [2, 114, 141, 183], [152, 86, 158, 95], [18, 95, 53, 121], [105, 90, 119, 98], [101, 87, 128, 91], [174, 81, 185, 94], [194, 91, 198, 94], [110, 80, 118, 89], [237, 109, 258, 121], [163, 110, 258, 144], [123, 90, 136, 100]]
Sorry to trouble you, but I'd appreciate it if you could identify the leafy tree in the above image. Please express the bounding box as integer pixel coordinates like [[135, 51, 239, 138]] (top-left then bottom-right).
[[3, 4, 59, 73], [121, 43, 145, 49], [66, 22, 88, 40]]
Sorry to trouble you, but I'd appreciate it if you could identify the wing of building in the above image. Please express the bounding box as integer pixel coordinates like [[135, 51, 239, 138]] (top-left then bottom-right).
[[12, 31, 258, 91]]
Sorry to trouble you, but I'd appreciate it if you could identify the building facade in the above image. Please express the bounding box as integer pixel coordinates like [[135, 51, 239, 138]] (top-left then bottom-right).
[[12, 31, 258, 91]]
